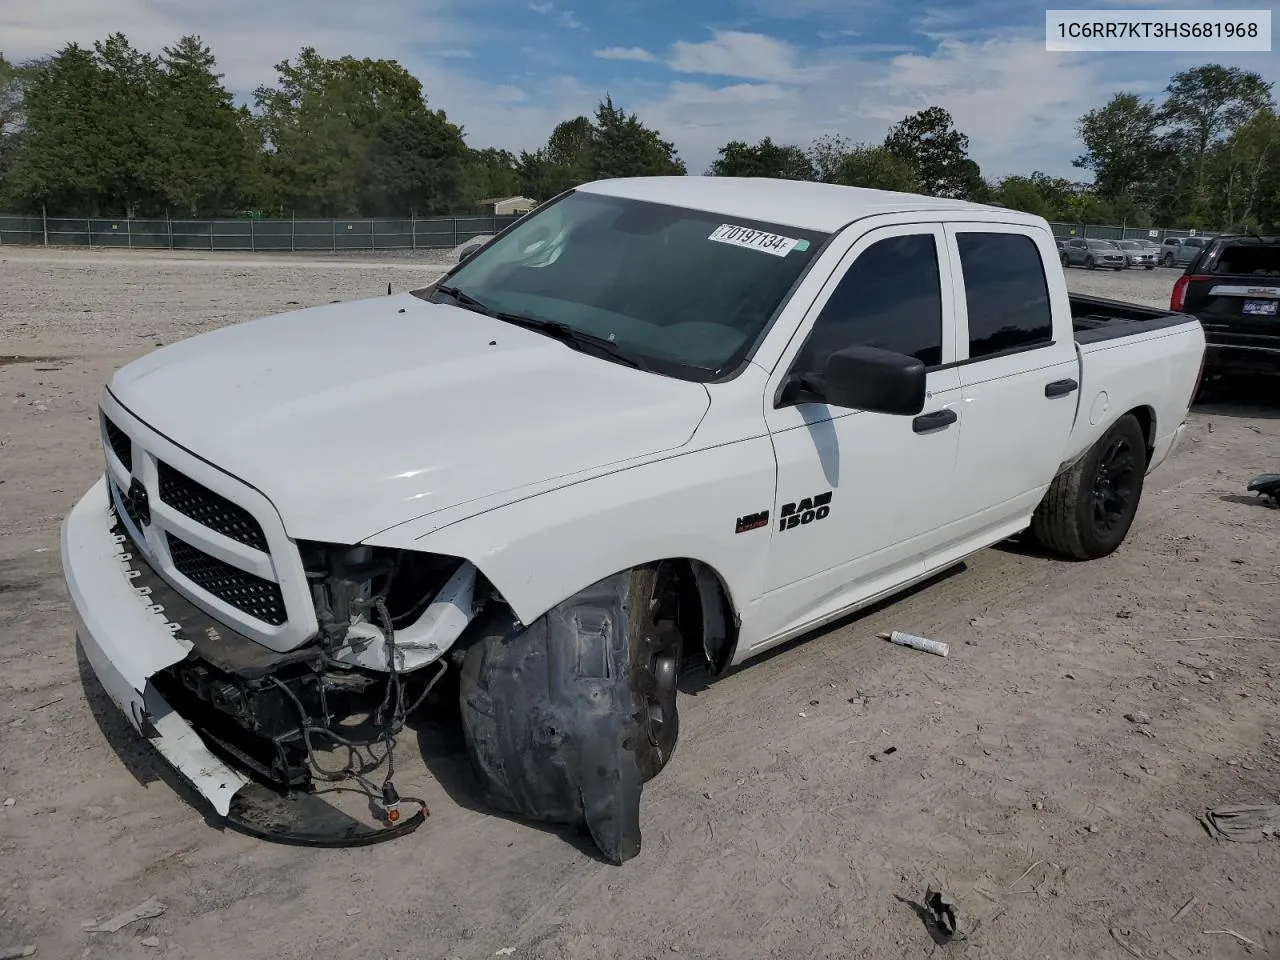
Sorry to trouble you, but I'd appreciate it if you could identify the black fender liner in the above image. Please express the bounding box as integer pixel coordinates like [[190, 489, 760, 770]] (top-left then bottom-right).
[[458, 569, 664, 864]]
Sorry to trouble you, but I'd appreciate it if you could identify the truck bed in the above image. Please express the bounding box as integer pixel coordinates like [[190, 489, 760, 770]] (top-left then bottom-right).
[[1069, 293, 1197, 344], [1059, 293, 1206, 471]]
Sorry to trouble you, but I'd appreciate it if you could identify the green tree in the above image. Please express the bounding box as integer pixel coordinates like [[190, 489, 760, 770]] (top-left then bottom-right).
[[1208, 108, 1280, 232], [155, 36, 255, 215], [1160, 65, 1274, 215], [1073, 93, 1162, 204], [4, 44, 105, 213], [253, 47, 467, 215], [883, 106, 978, 198], [546, 115, 594, 175], [589, 95, 685, 179], [830, 143, 919, 192], [461, 146, 522, 207], [708, 137, 815, 179], [807, 133, 851, 183]]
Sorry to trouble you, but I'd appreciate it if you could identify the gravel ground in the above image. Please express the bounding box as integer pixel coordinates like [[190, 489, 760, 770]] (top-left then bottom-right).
[[1, 247, 1277, 960]]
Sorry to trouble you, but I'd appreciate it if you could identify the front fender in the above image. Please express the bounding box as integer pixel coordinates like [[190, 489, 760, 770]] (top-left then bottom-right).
[[363, 437, 777, 631]]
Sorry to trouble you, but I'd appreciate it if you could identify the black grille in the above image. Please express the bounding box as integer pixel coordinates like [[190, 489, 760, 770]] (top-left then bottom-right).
[[103, 414, 132, 471], [166, 533, 287, 626], [158, 462, 269, 552], [113, 480, 145, 532]]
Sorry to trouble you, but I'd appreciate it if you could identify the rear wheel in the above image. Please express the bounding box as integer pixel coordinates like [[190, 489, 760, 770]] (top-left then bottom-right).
[[1061, 252, 1069, 268], [1031, 414, 1147, 560]]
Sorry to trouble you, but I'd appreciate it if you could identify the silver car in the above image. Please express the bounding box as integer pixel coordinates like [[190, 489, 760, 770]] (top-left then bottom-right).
[[1060, 237, 1127, 270], [1114, 240, 1158, 270], [1160, 236, 1208, 267]]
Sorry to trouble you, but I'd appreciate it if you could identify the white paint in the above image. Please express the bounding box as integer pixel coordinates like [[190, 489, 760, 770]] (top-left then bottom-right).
[[65, 175, 1208, 777]]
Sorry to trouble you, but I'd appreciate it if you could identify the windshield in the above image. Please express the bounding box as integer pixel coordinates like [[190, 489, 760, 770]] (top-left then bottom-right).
[[426, 190, 828, 380]]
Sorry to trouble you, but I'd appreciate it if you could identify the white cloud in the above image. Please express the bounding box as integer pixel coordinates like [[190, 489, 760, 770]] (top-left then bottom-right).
[[527, 1, 552, 12], [667, 30, 807, 83], [593, 46, 658, 63]]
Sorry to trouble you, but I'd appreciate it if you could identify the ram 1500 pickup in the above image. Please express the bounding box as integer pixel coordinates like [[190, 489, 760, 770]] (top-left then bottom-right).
[[62, 177, 1207, 863]]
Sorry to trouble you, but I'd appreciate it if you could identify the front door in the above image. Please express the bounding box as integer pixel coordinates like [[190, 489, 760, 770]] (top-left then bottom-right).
[[745, 224, 964, 650]]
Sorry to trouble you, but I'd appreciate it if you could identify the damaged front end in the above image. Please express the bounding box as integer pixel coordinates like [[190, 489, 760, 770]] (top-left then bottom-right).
[[117, 515, 494, 844], [77, 474, 727, 860]]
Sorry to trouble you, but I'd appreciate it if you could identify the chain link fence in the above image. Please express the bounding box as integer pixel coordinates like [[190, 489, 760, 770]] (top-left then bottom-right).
[[0, 212, 1219, 252], [1047, 221, 1216, 243], [0, 213, 525, 251]]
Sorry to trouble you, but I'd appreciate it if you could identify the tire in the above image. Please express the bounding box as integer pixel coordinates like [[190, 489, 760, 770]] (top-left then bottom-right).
[[1031, 414, 1147, 561], [1145, 265, 1154, 271], [1162, 253, 1174, 267], [1061, 253, 1069, 268], [1086, 256, 1096, 270]]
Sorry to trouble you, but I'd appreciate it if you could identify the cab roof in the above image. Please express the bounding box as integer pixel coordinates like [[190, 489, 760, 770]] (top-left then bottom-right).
[[575, 176, 1033, 235]]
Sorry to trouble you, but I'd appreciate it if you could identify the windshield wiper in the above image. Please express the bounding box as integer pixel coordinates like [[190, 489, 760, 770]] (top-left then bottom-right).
[[433, 283, 491, 313], [491, 312, 649, 371], [432, 283, 648, 371]]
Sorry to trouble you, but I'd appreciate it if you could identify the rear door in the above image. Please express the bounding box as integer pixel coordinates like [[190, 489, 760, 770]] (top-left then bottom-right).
[[938, 224, 1079, 552]]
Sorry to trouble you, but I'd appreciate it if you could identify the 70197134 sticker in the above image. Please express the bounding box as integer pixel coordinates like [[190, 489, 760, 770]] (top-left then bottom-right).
[[708, 223, 806, 257]]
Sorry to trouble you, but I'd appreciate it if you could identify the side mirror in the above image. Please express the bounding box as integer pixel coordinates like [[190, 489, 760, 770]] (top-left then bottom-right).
[[779, 345, 926, 415], [457, 240, 485, 263]]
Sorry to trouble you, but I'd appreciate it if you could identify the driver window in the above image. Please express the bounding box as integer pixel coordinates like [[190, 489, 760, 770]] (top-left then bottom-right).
[[791, 232, 943, 376]]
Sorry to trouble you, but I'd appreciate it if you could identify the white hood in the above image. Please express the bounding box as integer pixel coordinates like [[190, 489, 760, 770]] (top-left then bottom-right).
[[109, 294, 711, 543]]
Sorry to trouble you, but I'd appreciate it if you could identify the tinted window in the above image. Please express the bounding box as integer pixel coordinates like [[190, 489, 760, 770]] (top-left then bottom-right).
[[957, 232, 1053, 360], [792, 233, 942, 373]]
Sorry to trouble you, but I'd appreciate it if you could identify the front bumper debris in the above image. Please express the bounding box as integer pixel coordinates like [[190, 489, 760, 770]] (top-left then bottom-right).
[[64, 477, 427, 845], [62, 477, 249, 815]]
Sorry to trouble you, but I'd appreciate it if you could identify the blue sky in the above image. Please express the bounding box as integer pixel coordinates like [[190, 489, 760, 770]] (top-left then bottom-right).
[[3, 0, 1277, 180]]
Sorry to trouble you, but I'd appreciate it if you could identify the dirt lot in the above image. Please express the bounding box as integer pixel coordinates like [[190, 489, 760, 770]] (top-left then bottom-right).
[[1, 247, 1277, 960]]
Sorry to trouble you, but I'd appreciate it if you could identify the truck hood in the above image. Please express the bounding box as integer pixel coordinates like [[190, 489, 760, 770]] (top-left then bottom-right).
[[109, 294, 710, 543]]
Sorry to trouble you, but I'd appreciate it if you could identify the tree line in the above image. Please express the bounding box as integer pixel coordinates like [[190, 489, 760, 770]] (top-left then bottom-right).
[[0, 34, 1275, 232]]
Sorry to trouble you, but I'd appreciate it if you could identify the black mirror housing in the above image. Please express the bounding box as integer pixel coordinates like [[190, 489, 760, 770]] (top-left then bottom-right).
[[458, 242, 484, 263], [820, 345, 927, 415]]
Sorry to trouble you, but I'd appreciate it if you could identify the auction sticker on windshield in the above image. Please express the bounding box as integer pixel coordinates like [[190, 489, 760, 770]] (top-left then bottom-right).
[[708, 224, 803, 257]]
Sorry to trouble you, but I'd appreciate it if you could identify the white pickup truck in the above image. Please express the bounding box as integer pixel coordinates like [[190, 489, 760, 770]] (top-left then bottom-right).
[[62, 177, 1206, 862]]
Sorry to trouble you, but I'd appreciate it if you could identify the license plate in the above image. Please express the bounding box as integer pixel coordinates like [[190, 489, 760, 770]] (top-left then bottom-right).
[[1243, 300, 1278, 316]]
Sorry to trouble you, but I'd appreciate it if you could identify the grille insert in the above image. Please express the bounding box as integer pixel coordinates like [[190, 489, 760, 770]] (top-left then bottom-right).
[[158, 462, 269, 552], [166, 533, 287, 626], [103, 414, 132, 471]]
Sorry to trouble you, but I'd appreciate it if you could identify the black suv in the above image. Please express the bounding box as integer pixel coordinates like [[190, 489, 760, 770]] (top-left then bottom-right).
[[1171, 235, 1280, 381]]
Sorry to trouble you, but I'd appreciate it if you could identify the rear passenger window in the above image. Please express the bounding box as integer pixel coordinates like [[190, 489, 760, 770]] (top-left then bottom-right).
[[792, 233, 942, 373], [957, 232, 1053, 360]]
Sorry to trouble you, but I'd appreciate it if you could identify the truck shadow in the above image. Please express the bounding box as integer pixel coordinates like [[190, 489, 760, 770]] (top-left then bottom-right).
[[1193, 375, 1280, 419]]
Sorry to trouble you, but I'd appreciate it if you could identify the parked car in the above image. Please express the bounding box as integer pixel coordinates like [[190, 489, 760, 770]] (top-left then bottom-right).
[[1160, 235, 1208, 267], [1061, 237, 1127, 270], [1171, 234, 1280, 383], [1114, 240, 1158, 270], [63, 177, 1207, 863]]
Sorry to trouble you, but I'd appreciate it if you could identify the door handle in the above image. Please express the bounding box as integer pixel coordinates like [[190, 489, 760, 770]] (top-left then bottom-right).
[[1045, 378, 1079, 398], [912, 408, 958, 433]]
